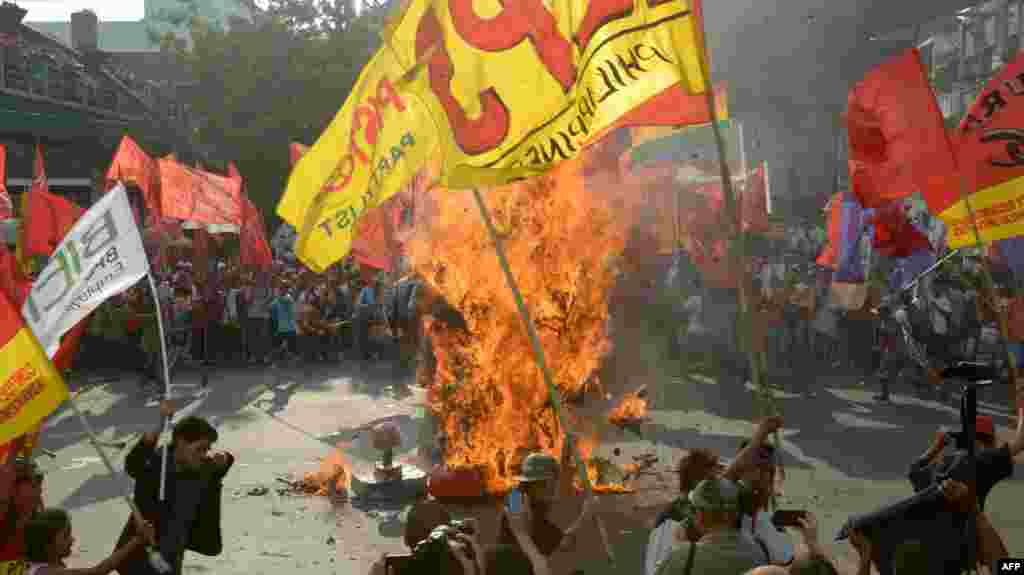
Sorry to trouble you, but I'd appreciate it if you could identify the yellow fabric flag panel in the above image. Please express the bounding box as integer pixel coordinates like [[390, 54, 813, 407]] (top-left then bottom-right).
[[0, 329, 68, 445], [278, 0, 708, 272]]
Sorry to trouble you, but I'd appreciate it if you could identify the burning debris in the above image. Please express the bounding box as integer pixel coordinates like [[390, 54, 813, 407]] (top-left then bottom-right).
[[608, 386, 649, 430], [407, 147, 631, 494], [279, 447, 352, 498]]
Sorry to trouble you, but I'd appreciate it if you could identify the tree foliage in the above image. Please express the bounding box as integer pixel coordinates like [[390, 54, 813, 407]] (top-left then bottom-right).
[[152, 0, 392, 231]]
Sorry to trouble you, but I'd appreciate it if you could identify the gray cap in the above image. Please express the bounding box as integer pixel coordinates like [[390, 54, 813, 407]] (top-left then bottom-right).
[[688, 478, 741, 512]]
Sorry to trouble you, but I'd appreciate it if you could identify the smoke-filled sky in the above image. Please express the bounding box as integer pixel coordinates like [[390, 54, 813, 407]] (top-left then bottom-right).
[[701, 0, 974, 216], [21, 0, 977, 215]]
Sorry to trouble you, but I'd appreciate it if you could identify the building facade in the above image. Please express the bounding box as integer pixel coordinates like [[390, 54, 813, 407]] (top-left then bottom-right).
[[0, 2, 189, 208], [920, 0, 1024, 121]]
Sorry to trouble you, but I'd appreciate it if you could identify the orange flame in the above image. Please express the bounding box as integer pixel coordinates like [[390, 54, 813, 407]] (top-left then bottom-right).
[[301, 447, 352, 496], [408, 150, 630, 494], [608, 392, 649, 427]]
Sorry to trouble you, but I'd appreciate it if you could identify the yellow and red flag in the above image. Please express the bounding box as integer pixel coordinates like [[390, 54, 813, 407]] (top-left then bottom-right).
[[278, 0, 712, 272], [0, 287, 68, 445], [942, 52, 1024, 247]]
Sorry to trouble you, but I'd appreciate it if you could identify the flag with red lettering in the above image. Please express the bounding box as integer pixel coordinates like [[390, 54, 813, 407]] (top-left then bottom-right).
[[0, 287, 68, 445], [942, 52, 1024, 247], [846, 48, 956, 210], [279, 0, 713, 272], [0, 144, 10, 220]]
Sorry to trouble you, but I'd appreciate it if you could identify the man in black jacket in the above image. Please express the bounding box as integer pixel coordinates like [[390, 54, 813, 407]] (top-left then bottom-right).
[[115, 401, 234, 575]]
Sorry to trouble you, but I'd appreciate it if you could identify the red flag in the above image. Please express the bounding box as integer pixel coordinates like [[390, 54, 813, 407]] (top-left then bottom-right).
[[0, 244, 30, 305], [743, 164, 770, 232], [816, 193, 842, 268], [51, 318, 90, 373], [240, 197, 273, 270], [0, 144, 10, 219], [942, 52, 1024, 247], [24, 189, 84, 257], [351, 197, 402, 273], [846, 48, 956, 209], [106, 135, 159, 216], [290, 143, 309, 167], [229, 163, 273, 270], [870, 202, 932, 258]]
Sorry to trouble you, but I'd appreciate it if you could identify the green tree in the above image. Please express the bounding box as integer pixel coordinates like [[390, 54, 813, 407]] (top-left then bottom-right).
[[151, 0, 392, 229]]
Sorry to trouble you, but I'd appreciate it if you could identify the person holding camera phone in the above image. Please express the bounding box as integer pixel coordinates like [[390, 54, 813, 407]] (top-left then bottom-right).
[[498, 434, 596, 568]]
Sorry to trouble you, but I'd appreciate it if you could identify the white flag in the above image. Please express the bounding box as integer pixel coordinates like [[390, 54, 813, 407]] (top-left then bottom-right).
[[22, 185, 150, 355]]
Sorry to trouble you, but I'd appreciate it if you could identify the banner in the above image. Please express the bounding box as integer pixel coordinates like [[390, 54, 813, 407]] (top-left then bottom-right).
[[943, 52, 1024, 247], [278, 0, 711, 272], [22, 185, 149, 356], [158, 159, 242, 227], [0, 287, 68, 445]]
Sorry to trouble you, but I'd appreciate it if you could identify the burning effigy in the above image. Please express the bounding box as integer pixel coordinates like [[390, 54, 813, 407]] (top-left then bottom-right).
[[406, 146, 634, 494]]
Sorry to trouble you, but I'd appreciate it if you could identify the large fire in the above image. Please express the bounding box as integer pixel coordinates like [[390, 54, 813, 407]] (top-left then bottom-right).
[[407, 148, 631, 493]]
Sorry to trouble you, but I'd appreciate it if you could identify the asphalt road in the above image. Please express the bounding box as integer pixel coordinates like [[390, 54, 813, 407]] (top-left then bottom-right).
[[35, 353, 1024, 575]]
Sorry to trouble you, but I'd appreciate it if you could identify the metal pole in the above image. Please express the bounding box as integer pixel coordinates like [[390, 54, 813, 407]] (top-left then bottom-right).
[[145, 271, 173, 502], [67, 397, 171, 573], [470, 188, 615, 565]]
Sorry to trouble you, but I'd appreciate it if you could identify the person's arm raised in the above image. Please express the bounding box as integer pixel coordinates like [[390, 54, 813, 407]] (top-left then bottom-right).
[[126, 401, 175, 478], [724, 416, 783, 481]]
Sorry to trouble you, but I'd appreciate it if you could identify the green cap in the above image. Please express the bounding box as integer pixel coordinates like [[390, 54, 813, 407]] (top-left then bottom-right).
[[515, 452, 560, 483], [13, 457, 43, 480], [688, 478, 741, 512]]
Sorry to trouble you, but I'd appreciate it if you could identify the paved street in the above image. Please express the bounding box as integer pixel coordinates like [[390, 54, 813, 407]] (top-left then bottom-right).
[[37, 355, 1024, 575]]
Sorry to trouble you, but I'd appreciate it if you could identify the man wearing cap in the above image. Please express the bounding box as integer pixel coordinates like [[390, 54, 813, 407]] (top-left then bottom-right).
[[909, 412, 1024, 511], [0, 441, 45, 575], [498, 439, 596, 564], [654, 478, 764, 575]]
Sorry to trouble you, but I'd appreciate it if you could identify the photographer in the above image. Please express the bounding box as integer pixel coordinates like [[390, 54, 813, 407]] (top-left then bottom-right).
[[497, 437, 596, 561], [844, 479, 1005, 575], [908, 411, 1024, 511]]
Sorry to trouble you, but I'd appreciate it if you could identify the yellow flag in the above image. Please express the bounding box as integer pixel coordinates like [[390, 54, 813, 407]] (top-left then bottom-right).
[[0, 289, 68, 445], [278, 0, 710, 272]]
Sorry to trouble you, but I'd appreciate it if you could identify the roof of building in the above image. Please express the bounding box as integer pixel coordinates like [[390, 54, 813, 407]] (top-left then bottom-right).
[[25, 20, 159, 53]]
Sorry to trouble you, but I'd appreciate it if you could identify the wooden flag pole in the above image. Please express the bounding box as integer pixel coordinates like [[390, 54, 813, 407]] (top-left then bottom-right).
[[471, 188, 616, 566], [695, 45, 777, 420]]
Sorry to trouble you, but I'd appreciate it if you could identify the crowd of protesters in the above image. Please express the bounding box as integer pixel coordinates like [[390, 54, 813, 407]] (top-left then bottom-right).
[[70, 256, 421, 393], [670, 237, 1018, 404]]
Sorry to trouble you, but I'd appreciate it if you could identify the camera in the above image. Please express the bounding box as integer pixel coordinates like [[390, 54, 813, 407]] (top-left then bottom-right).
[[408, 519, 478, 571]]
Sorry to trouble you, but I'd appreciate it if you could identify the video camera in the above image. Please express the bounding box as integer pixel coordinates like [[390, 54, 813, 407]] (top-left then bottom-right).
[[835, 362, 994, 575]]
